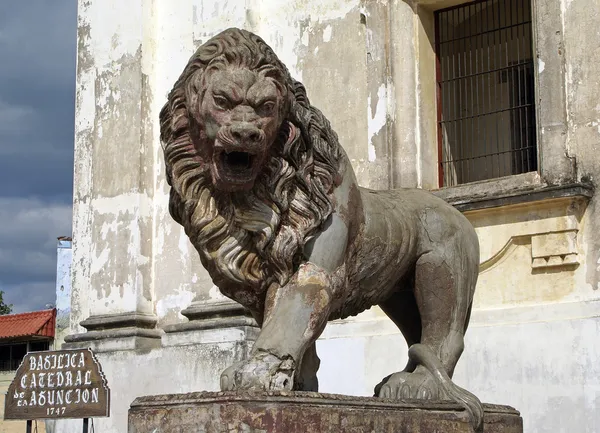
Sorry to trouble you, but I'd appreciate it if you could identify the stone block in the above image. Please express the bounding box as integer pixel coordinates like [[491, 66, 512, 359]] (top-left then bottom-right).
[[128, 391, 523, 433]]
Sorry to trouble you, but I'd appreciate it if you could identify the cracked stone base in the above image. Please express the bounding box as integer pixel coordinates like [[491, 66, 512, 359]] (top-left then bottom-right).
[[128, 391, 523, 433]]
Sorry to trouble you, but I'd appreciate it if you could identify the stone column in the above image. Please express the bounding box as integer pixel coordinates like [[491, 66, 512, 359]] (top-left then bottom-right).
[[65, 0, 160, 350], [388, 1, 420, 189]]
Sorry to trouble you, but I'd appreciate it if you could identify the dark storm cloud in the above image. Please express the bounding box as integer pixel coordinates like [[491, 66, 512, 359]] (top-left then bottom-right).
[[0, 1, 77, 312]]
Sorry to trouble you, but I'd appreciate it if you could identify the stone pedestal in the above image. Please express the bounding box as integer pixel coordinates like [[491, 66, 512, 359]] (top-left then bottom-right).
[[128, 391, 523, 433]]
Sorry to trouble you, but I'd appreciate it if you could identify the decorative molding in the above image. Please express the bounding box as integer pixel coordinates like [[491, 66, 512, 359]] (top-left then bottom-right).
[[480, 229, 580, 273], [164, 300, 258, 334], [164, 317, 257, 333], [433, 177, 593, 213], [467, 187, 589, 274], [63, 312, 162, 349], [479, 236, 526, 272], [64, 327, 162, 343], [531, 230, 579, 269], [180, 300, 250, 321], [79, 312, 158, 331]]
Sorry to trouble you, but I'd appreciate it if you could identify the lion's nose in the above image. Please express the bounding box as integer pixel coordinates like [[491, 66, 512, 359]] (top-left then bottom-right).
[[230, 123, 261, 143]]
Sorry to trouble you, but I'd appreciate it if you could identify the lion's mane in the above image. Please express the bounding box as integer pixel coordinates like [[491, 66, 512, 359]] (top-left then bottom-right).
[[159, 28, 343, 303]]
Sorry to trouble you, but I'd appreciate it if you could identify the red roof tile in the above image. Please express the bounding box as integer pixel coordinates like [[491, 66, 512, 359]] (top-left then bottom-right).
[[0, 309, 56, 340]]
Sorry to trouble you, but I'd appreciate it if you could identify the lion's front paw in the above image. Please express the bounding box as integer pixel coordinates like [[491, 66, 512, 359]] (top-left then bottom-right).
[[220, 350, 296, 392], [376, 367, 442, 400]]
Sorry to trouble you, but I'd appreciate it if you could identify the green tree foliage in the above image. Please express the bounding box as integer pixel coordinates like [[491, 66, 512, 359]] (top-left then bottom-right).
[[0, 291, 13, 315]]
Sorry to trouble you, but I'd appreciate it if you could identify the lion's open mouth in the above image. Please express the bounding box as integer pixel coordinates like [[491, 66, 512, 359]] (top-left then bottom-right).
[[210, 145, 264, 191], [222, 151, 253, 169], [219, 151, 255, 178]]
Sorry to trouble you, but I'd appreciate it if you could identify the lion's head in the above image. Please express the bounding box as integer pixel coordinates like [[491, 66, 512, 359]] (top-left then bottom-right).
[[160, 28, 343, 301]]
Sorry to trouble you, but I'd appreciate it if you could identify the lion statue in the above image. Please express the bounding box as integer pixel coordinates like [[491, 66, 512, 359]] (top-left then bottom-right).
[[160, 28, 483, 430]]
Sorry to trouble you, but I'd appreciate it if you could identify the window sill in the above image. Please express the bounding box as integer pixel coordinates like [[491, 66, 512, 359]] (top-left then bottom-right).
[[431, 172, 594, 212]]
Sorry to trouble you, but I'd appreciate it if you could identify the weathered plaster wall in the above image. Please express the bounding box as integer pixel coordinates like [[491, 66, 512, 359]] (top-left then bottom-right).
[[403, 0, 600, 303], [559, 0, 600, 293], [68, 0, 600, 432], [314, 2, 600, 433], [316, 304, 600, 433]]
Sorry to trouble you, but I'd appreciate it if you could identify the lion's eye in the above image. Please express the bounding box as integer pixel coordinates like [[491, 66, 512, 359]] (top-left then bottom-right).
[[259, 101, 275, 116], [213, 95, 231, 110]]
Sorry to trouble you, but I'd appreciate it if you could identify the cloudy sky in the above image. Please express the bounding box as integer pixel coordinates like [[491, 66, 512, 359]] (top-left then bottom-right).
[[0, 1, 77, 313]]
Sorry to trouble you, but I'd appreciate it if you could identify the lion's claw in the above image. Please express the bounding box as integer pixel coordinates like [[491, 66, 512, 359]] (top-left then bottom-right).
[[401, 384, 411, 399], [418, 387, 432, 400], [376, 367, 441, 400], [220, 351, 296, 392]]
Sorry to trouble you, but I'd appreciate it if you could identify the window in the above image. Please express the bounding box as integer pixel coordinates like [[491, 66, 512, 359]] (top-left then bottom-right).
[[0, 343, 26, 371], [29, 341, 50, 352], [435, 0, 537, 187], [0, 340, 51, 371]]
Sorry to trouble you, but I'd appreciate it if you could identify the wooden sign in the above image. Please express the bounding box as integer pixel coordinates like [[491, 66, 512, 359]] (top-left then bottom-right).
[[4, 348, 110, 420]]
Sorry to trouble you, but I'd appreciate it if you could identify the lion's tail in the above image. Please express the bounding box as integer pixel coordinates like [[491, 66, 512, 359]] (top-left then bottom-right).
[[408, 344, 484, 433]]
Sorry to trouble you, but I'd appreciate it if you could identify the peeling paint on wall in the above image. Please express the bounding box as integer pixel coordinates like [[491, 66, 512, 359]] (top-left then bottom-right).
[[67, 1, 600, 433], [85, 1, 144, 71], [256, 0, 359, 80], [323, 25, 332, 42], [595, 250, 600, 290], [156, 289, 196, 319], [367, 84, 387, 162], [92, 192, 153, 216], [178, 226, 190, 257], [90, 247, 110, 276]]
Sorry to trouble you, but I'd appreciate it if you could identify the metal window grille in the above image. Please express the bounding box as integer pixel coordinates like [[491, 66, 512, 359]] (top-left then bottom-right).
[[435, 0, 537, 187]]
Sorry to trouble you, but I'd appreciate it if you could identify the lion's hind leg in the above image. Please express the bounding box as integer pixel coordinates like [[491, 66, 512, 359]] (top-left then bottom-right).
[[373, 285, 422, 398], [376, 249, 475, 399], [376, 249, 482, 430]]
